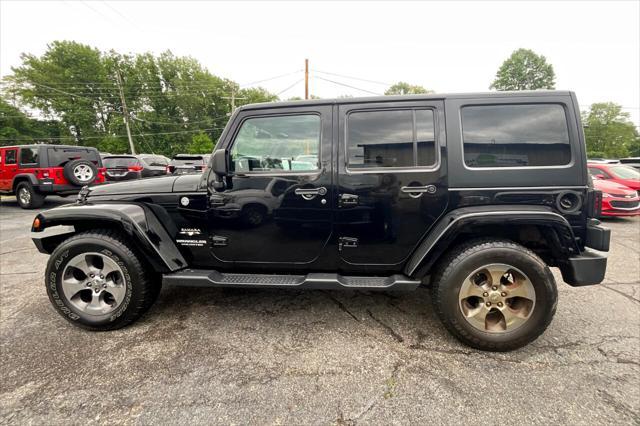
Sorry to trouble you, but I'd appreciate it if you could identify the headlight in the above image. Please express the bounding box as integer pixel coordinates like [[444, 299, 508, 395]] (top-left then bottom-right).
[[602, 193, 612, 198]]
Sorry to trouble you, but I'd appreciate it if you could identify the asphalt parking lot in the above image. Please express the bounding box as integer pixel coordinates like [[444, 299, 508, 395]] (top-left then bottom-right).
[[1, 196, 638, 425]]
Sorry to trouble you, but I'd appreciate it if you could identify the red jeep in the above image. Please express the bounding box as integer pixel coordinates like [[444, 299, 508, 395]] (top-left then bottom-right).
[[0, 144, 106, 209]]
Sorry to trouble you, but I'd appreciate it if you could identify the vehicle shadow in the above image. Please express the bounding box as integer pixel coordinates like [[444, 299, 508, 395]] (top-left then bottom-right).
[[145, 285, 450, 346]]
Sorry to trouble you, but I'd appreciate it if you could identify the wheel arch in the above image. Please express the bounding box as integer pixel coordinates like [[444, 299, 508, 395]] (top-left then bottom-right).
[[12, 174, 39, 191], [32, 203, 187, 273], [405, 206, 581, 280]]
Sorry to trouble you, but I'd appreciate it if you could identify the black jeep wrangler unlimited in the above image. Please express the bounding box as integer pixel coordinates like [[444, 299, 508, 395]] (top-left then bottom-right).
[[32, 91, 610, 351]]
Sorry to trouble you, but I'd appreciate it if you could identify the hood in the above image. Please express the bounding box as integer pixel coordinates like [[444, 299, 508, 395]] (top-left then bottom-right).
[[593, 179, 637, 195], [88, 175, 179, 197]]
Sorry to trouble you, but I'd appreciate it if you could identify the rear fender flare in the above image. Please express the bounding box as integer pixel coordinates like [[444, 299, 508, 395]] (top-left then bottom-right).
[[12, 174, 39, 190], [405, 205, 580, 277], [32, 203, 186, 272]]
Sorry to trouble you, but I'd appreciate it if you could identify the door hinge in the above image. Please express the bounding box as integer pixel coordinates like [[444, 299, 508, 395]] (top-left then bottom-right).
[[211, 235, 228, 247], [338, 236, 359, 251], [339, 193, 359, 207]]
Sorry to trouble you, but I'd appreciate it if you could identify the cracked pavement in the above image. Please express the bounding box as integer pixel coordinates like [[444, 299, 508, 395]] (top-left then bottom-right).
[[1, 196, 639, 425]]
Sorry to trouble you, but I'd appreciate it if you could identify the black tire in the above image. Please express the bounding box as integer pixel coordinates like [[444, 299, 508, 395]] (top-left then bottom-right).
[[431, 239, 557, 351], [45, 229, 161, 331], [15, 181, 45, 209], [63, 159, 98, 186]]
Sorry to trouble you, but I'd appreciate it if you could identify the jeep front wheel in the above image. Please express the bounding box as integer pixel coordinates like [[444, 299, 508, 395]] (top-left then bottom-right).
[[431, 239, 558, 351], [45, 229, 160, 330], [16, 181, 45, 209]]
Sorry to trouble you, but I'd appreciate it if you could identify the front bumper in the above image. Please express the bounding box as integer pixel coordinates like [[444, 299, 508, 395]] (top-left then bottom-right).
[[601, 197, 640, 216]]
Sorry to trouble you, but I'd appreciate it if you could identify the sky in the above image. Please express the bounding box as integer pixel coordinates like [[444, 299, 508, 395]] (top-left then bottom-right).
[[1, 0, 639, 125]]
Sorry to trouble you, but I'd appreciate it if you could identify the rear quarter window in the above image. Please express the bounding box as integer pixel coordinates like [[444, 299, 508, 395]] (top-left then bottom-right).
[[461, 104, 571, 168]]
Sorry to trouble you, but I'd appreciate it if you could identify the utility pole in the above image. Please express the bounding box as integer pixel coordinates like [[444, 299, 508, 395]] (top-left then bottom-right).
[[304, 58, 309, 100], [115, 69, 136, 155], [222, 87, 247, 114]]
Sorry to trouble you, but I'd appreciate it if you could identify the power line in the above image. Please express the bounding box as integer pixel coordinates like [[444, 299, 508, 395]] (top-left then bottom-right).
[[240, 70, 303, 87], [276, 79, 304, 96], [313, 76, 383, 96], [312, 69, 392, 87]]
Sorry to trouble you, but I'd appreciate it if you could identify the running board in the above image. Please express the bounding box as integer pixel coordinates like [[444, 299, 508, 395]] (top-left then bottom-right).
[[163, 269, 421, 291]]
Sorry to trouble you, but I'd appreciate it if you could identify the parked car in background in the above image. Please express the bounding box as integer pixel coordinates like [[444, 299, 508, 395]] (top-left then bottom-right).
[[588, 158, 620, 164], [619, 157, 640, 170], [138, 154, 170, 177], [0, 144, 105, 208], [588, 162, 640, 191], [592, 178, 640, 217], [103, 155, 144, 181], [168, 154, 211, 174]]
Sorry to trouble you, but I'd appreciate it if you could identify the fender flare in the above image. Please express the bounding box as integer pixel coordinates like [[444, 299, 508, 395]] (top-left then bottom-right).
[[12, 173, 39, 190], [404, 205, 580, 277], [32, 202, 187, 272]]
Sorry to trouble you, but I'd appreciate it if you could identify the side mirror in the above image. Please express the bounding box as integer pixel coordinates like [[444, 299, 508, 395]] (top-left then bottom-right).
[[211, 149, 227, 176], [594, 174, 606, 180]]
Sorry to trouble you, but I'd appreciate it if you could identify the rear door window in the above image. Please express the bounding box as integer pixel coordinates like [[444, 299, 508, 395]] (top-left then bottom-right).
[[104, 157, 139, 168], [20, 147, 39, 165], [346, 109, 437, 170]]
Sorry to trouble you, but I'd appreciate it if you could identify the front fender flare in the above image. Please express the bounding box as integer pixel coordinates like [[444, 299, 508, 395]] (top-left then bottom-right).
[[404, 205, 580, 277], [32, 202, 187, 272]]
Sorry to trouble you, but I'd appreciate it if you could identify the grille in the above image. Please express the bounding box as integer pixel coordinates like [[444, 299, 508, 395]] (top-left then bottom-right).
[[610, 200, 640, 209]]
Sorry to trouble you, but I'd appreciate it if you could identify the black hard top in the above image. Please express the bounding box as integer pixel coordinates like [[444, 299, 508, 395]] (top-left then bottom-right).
[[2, 144, 99, 151], [237, 90, 575, 111]]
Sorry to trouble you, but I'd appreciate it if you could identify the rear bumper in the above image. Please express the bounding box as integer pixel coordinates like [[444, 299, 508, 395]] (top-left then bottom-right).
[[561, 249, 608, 286], [35, 182, 104, 195], [561, 219, 610, 286]]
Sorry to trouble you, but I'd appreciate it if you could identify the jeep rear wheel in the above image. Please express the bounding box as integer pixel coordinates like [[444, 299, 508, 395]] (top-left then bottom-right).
[[45, 229, 160, 330], [16, 182, 45, 209], [64, 159, 98, 186], [431, 239, 557, 351]]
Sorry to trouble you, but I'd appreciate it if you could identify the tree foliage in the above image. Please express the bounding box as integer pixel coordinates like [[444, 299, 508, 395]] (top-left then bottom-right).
[[2, 41, 277, 156], [582, 103, 639, 159], [187, 132, 214, 154], [0, 98, 61, 146], [385, 82, 432, 95], [490, 48, 556, 91]]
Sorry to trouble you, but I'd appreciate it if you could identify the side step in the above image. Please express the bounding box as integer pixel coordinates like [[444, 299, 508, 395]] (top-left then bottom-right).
[[163, 270, 421, 291]]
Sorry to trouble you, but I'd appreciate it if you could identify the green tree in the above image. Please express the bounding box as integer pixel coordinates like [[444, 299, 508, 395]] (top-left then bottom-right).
[[3, 41, 278, 156], [385, 82, 432, 95], [490, 48, 555, 91], [187, 132, 214, 154], [0, 97, 61, 146], [582, 103, 638, 158]]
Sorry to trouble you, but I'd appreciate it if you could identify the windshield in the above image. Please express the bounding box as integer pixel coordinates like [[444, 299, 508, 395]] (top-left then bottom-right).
[[104, 157, 139, 168], [610, 165, 640, 180]]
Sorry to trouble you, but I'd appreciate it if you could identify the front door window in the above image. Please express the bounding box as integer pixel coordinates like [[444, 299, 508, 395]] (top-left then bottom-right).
[[231, 114, 321, 173]]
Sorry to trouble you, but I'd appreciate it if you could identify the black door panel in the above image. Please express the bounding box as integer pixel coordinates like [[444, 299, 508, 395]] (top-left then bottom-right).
[[206, 106, 334, 268], [336, 101, 448, 269]]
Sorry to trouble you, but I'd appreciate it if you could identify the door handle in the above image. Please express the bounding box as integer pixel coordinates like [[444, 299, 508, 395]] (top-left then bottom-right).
[[400, 185, 436, 199], [295, 186, 327, 200]]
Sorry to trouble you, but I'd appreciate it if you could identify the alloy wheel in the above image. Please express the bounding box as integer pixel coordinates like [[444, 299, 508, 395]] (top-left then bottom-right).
[[18, 187, 31, 206], [458, 263, 536, 333], [61, 252, 127, 316]]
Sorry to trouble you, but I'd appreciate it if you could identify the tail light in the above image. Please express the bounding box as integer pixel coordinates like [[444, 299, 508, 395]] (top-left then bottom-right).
[[128, 165, 143, 172], [167, 165, 175, 173]]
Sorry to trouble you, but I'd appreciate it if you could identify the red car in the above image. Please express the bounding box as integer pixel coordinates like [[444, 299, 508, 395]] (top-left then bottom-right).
[[592, 178, 639, 217], [0, 144, 106, 209], [588, 162, 640, 191]]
